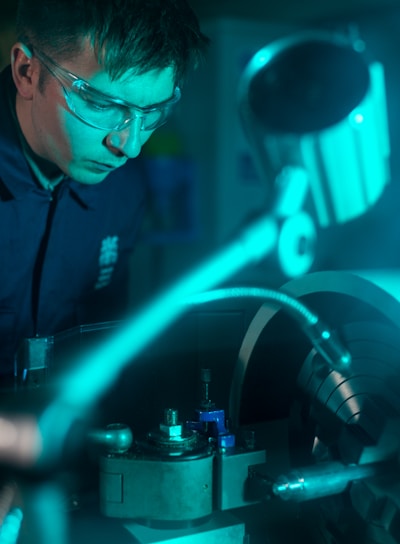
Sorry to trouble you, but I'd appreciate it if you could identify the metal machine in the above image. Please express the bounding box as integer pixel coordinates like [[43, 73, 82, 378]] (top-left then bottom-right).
[[1, 29, 399, 544], [90, 272, 400, 544], [5, 270, 400, 543]]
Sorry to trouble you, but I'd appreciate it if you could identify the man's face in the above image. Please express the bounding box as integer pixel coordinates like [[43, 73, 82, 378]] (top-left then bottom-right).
[[16, 40, 176, 184]]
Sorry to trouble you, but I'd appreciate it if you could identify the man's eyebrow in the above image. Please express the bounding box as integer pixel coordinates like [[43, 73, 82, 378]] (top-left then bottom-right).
[[82, 81, 177, 109]]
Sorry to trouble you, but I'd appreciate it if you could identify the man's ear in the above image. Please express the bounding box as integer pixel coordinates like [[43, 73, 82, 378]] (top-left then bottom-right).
[[11, 43, 36, 100]]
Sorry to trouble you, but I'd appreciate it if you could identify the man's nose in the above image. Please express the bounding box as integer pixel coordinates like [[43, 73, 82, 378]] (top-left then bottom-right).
[[105, 118, 143, 159]]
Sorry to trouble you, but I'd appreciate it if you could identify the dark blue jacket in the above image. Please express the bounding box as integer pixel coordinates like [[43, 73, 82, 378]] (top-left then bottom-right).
[[0, 67, 147, 374]]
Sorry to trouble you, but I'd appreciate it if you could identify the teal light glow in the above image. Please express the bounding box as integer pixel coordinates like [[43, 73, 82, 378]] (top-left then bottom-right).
[[341, 354, 351, 365], [0, 508, 23, 544], [353, 112, 364, 124], [300, 62, 390, 227], [273, 166, 309, 218]]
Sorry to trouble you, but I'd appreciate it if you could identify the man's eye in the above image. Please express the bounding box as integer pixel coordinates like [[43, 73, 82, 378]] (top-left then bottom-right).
[[86, 100, 112, 111]]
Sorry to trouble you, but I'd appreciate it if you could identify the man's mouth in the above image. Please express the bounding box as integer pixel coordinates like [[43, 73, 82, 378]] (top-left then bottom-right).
[[89, 161, 126, 172]]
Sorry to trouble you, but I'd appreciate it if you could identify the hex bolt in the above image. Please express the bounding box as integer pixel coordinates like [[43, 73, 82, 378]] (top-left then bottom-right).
[[164, 408, 179, 426]]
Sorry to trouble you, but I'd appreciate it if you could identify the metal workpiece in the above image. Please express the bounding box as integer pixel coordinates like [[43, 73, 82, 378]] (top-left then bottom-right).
[[99, 450, 214, 522], [87, 423, 133, 454], [272, 461, 383, 502]]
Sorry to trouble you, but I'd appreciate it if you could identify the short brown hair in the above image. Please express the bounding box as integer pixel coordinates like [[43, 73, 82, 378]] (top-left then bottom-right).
[[16, 0, 209, 84]]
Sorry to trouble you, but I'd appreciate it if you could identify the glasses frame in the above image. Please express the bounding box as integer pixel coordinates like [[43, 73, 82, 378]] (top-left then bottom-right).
[[31, 47, 181, 132]]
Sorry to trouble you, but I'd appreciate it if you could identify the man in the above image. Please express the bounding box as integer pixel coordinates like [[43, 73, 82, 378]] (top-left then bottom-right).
[[0, 0, 209, 377]]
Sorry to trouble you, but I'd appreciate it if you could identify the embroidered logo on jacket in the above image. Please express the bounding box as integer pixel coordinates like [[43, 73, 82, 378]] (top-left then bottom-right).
[[95, 236, 119, 289]]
